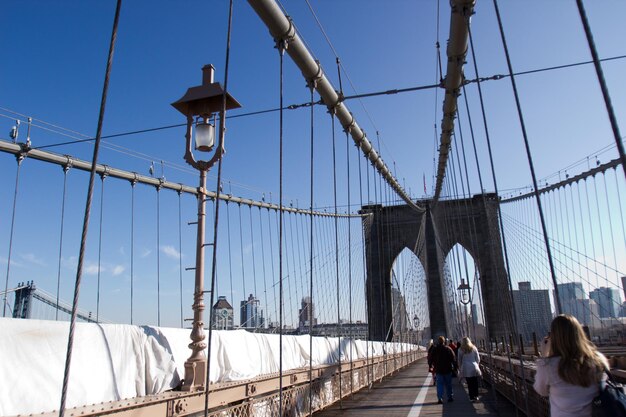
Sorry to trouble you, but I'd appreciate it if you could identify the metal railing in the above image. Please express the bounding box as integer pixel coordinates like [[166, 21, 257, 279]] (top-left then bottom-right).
[[31, 349, 424, 417]]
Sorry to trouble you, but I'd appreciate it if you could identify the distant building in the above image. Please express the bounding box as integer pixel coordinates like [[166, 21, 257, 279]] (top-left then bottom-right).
[[309, 322, 368, 339], [512, 282, 552, 342], [555, 282, 600, 328], [590, 287, 621, 318], [298, 296, 317, 330], [240, 294, 264, 329], [622, 276, 626, 301], [212, 296, 234, 330], [556, 282, 585, 305]]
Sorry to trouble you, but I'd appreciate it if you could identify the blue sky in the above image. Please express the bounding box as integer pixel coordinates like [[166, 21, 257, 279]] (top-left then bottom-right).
[[1, 0, 625, 327]]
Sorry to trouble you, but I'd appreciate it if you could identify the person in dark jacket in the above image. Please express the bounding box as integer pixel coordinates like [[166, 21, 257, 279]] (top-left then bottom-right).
[[427, 339, 436, 386], [431, 335, 456, 403]]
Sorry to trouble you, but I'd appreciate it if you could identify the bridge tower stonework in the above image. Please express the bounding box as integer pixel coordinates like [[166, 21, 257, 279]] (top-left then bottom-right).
[[362, 194, 515, 342]]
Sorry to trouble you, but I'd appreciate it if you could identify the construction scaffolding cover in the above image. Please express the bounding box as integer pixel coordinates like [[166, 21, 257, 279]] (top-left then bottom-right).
[[0, 318, 417, 416]]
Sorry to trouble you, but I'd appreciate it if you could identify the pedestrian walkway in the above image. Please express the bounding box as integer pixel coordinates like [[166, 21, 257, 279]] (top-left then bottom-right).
[[315, 359, 518, 417]]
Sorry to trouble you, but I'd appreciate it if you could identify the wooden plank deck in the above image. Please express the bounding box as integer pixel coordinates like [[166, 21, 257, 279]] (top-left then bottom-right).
[[314, 359, 519, 417]]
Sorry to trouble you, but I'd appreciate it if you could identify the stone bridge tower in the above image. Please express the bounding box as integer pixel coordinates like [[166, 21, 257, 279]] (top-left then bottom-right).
[[361, 194, 515, 342]]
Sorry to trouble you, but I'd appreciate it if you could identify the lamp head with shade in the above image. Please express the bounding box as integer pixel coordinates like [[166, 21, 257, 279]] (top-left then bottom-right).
[[171, 64, 241, 170]]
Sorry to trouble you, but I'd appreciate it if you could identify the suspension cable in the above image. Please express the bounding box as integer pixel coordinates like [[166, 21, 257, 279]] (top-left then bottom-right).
[[155, 181, 162, 326], [330, 111, 343, 408], [130, 177, 136, 324], [204, 0, 234, 412], [59, 1, 122, 415], [2, 156, 24, 317], [177, 187, 184, 328], [575, 0, 626, 179], [55, 162, 71, 321], [307, 82, 315, 416], [95, 171, 107, 322], [277, 34, 286, 417], [492, 0, 561, 313]]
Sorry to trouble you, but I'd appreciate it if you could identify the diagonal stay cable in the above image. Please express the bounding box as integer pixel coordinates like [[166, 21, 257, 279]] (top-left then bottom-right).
[[59, 1, 123, 416]]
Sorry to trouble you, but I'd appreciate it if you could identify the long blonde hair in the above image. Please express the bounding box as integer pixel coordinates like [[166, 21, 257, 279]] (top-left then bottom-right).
[[549, 314, 607, 387], [460, 336, 475, 354]]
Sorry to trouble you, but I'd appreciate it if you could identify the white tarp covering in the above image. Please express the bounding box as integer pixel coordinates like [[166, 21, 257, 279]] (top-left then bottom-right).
[[0, 318, 418, 416]]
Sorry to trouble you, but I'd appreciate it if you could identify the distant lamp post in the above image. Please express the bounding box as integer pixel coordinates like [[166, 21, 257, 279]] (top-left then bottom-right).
[[413, 315, 420, 345], [457, 278, 471, 305], [171, 64, 241, 392], [457, 278, 472, 338]]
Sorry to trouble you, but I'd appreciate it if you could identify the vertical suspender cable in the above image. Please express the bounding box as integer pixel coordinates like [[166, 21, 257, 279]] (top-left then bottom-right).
[[226, 201, 234, 308], [2, 157, 23, 317], [331, 113, 343, 407], [575, 0, 626, 180], [130, 178, 136, 325], [357, 141, 370, 387], [258, 206, 269, 328], [308, 84, 315, 416], [238, 203, 247, 310], [56, 163, 71, 321], [178, 188, 184, 328], [204, 1, 234, 413], [59, 1, 122, 415], [345, 130, 353, 396], [277, 35, 286, 416], [492, 0, 561, 313], [249, 206, 259, 327], [96, 172, 106, 322], [156, 182, 161, 326], [267, 196, 278, 324]]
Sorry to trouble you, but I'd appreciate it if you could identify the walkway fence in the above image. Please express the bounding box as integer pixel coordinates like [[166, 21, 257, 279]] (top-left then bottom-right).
[[32, 350, 424, 417]]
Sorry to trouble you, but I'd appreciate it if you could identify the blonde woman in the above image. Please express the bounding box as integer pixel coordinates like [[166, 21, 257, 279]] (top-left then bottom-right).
[[458, 336, 481, 401], [533, 314, 609, 417]]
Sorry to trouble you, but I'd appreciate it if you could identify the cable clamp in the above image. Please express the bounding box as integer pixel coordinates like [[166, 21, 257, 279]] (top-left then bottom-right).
[[306, 60, 323, 90], [130, 172, 139, 187], [343, 113, 356, 135], [99, 165, 110, 180], [63, 155, 74, 173], [16, 142, 31, 164], [274, 16, 295, 52]]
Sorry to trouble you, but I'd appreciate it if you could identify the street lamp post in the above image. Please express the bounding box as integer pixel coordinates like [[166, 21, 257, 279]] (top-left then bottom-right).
[[413, 315, 420, 345], [457, 278, 471, 338], [171, 64, 241, 391]]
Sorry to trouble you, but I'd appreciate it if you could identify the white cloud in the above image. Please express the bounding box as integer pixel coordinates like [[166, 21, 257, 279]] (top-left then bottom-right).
[[20, 253, 46, 267], [0, 256, 23, 268], [111, 265, 125, 276], [84, 264, 100, 275], [161, 245, 181, 260], [141, 248, 152, 258], [62, 256, 77, 270]]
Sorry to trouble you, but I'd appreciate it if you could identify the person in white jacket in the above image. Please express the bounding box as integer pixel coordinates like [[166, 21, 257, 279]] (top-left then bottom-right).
[[533, 314, 608, 417], [458, 336, 481, 401]]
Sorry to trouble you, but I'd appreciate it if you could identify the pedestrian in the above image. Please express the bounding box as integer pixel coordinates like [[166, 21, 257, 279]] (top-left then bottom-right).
[[458, 336, 481, 401], [427, 339, 436, 386], [431, 335, 456, 404], [533, 314, 609, 417]]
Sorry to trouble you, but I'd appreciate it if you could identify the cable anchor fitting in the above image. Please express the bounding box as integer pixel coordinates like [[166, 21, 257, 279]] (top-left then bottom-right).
[[274, 15, 295, 54]]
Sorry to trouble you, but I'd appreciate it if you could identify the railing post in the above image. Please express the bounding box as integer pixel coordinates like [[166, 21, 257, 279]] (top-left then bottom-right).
[[519, 334, 525, 356], [532, 332, 539, 356]]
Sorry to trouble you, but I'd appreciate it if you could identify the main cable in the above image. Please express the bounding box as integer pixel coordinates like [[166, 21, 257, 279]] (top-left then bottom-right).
[[59, 1, 122, 415]]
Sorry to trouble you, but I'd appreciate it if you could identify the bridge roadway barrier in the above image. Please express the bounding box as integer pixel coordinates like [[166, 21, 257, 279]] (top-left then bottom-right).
[[25, 350, 424, 417]]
